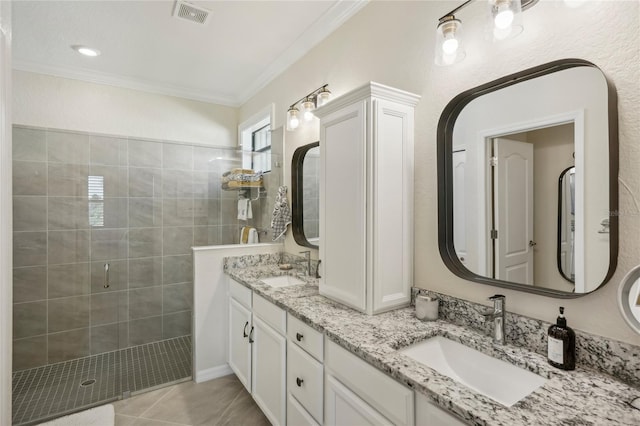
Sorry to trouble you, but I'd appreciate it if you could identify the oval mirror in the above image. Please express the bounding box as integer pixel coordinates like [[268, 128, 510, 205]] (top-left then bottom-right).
[[437, 59, 618, 297], [291, 142, 320, 249]]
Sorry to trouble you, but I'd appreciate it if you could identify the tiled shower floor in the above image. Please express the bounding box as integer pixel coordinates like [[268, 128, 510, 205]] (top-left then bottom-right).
[[11, 335, 192, 426]]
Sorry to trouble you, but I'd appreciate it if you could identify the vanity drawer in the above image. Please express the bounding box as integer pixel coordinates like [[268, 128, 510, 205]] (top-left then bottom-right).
[[287, 393, 320, 426], [325, 339, 414, 426], [287, 314, 324, 362], [229, 278, 251, 309], [287, 341, 324, 423], [253, 294, 286, 335]]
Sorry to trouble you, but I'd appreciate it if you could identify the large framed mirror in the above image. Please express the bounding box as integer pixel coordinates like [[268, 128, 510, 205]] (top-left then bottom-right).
[[437, 59, 618, 297], [291, 141, 320, 249]]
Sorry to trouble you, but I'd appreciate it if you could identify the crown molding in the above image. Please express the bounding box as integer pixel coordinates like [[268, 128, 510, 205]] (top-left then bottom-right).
[[13, 0, 369, 109], [13, 59, 241, 107], [314, 81, 421, 118], [235, 0, 370, 105]]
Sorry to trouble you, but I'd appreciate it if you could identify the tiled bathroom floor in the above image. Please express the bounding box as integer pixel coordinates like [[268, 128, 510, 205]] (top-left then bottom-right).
[[114, 374, 270, 426], [12, 336, 192, 425]]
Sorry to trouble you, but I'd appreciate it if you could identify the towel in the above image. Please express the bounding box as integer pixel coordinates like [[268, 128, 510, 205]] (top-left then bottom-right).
[[271, 186, 292, 241], [237, 199, 253, 220]]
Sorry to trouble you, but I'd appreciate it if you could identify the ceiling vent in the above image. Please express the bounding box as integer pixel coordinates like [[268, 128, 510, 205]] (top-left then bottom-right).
[[173, 1, 211, 25]]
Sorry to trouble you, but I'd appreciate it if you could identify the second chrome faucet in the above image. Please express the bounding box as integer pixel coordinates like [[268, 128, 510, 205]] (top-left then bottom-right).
[[482, 294, 506, 345]]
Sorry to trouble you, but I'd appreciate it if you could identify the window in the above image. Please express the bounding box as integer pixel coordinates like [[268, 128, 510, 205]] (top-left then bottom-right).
[[88, 175, 104, 227], [251, 124, 271, 173], [239, 104, 274, 173]]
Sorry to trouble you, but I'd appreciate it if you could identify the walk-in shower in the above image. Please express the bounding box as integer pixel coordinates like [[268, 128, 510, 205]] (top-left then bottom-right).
[[11, 126, 279, 425]]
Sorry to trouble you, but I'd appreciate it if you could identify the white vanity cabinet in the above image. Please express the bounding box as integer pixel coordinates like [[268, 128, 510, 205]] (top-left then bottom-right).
[[325, 339, 415, 426], [228, 280, 253, 391], [315, 82, 420, 315], [415, 392, 467, 426], [228, 279, 286, 426], [286, 314, 324, 425]]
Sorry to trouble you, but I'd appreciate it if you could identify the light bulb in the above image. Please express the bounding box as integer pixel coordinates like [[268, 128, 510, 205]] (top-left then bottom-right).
[[494, 6, 514, 29], [442, 37, 459, 55], [302, 99, 315, 122], [71, 45, 101, 57]]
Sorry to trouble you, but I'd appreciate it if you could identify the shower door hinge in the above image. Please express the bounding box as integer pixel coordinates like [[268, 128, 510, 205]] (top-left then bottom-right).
[[490, 157, 498, 167], [490, 229, 498, 239]]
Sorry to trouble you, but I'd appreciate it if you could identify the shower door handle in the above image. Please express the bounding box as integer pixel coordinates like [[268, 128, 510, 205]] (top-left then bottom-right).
[[104, 263, 110, 288]]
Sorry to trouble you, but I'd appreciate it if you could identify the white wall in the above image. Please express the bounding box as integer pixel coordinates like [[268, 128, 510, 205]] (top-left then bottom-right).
[[192, 243, 281, 383], [239, 1, 640, 344], [13, 70, 238, 146]]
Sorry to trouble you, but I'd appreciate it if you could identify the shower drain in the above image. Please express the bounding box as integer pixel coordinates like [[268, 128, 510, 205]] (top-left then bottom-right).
[[80, 379, 96, 387]]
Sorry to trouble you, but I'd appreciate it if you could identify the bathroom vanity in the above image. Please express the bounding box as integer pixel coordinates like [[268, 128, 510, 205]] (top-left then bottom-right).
[[224, 259, 640, 426]]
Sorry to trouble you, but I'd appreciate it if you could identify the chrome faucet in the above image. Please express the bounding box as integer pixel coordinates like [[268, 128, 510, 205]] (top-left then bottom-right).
[[299, 250, 311, 276], [482, 295, 506, 345]]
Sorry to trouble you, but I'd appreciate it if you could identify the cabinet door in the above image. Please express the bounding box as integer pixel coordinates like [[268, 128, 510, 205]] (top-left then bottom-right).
[[319, 100, 367, 312], [371, 98, 414, 313], [252, 315, 286, 426], [228, 297, 252, 392], [325, 374, 392, 426], [287, 393, 320, 426]]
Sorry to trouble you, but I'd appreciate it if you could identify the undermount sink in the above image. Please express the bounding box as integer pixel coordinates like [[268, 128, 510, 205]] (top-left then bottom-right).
[[399, 336, 546, 407], [260, 275, 305, 288]]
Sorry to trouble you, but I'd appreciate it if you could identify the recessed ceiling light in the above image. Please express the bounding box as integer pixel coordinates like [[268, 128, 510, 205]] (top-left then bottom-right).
[[71, 45, 101, 57]]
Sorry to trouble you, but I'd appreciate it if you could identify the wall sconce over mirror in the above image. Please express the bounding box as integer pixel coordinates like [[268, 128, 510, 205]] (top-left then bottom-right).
[[434, 0, 539, 65], [291, 141, 320, 249], [287, 85, 331, 131], [437, 59, 618, 298]]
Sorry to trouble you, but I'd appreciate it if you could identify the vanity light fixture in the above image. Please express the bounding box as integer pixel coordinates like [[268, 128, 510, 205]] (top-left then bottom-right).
[[434, 0, 538, 66], [286, 84, 331, 131], [71, 45, 101, 57]]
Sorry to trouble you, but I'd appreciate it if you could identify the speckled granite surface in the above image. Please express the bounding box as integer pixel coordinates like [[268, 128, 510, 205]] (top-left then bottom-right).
[[412, 288, 640, 387], [225, 261, 640, 425]]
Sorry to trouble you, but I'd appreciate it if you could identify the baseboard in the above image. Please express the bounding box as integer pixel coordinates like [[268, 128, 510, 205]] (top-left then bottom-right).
[[194, 364, 233, 383]]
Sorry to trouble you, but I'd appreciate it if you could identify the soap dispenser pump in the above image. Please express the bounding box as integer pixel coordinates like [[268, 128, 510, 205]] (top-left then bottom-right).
[[547, 307, 576, 370]]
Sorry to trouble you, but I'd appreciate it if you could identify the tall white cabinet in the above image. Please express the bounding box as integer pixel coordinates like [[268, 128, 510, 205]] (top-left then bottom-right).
[[315, 82, 420, 315]]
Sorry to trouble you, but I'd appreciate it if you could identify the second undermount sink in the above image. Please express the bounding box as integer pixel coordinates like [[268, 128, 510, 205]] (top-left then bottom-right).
[[399, 336, 546, 407], [260, 275, 305, 288]]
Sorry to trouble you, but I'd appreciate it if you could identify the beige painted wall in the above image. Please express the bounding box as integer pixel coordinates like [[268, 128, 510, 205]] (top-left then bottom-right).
[[13, 70, 238, 146], [239, 1, 640, 344], [530, 124, 575, 292]]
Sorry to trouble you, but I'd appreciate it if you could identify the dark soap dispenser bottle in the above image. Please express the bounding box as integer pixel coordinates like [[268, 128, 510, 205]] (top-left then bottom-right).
[[547, 307, 576, 370]]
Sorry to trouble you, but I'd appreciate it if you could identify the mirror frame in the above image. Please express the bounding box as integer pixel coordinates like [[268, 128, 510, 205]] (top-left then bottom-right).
[[437, 59, 619, 298], [291, 141, 320, 249], [557, 165, 576, 284]]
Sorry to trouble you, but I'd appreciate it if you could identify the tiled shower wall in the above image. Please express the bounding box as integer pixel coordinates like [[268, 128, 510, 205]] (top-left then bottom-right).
[[12, 126, 277, 371]]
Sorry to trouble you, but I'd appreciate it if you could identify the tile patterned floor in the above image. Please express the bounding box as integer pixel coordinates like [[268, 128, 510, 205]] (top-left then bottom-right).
[[12, 336, 192, 426], [114, 374, 270, 426]]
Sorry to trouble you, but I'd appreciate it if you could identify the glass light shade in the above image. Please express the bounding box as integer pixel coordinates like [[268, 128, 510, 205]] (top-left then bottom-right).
[[316, 88, 332, 107], [287, 107, 300, 131], [435, 17, 465, 66], [302, 99, 315, 122], [488, 0, 523, 40]]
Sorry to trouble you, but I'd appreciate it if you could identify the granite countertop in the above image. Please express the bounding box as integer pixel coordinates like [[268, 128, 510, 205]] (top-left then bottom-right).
[[226, 265, 640, 426]]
